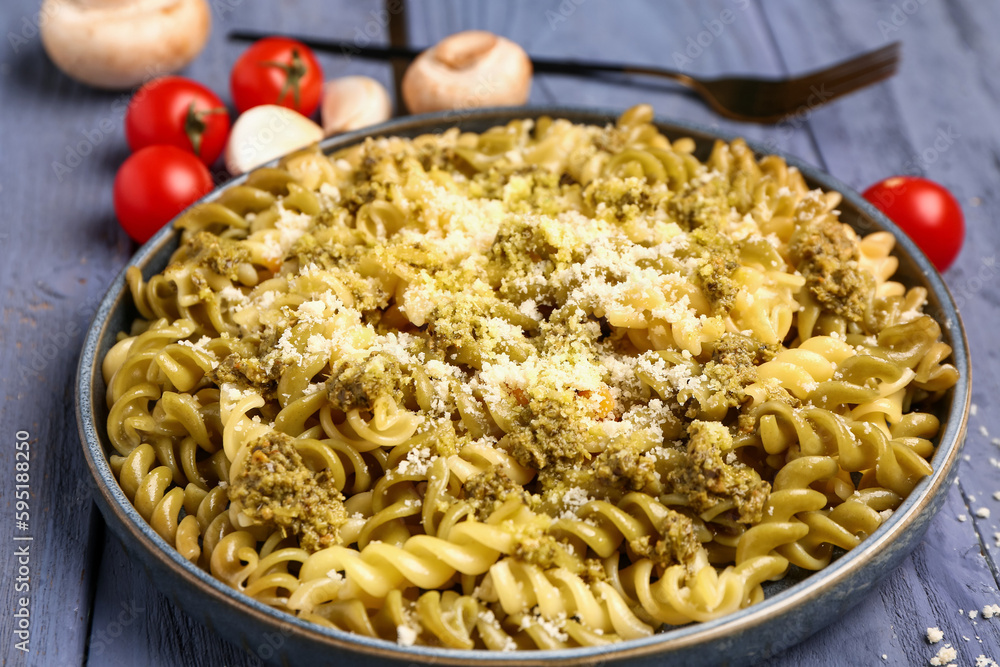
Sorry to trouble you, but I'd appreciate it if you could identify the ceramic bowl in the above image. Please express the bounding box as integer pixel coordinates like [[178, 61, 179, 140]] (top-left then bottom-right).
[[76, 107, 971, 666]]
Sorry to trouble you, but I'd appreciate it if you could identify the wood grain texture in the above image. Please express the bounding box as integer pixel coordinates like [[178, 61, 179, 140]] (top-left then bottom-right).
[[0, 0, 995, 665], [86, 531, 259, 667], [1, 1, 137, 663]]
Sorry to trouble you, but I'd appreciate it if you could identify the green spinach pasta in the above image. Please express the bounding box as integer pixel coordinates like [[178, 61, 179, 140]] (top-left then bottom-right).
[[102, 105, 958, 650]]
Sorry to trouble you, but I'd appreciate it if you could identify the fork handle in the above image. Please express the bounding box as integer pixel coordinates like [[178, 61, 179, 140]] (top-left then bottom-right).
[[228, 30, 691, 84]]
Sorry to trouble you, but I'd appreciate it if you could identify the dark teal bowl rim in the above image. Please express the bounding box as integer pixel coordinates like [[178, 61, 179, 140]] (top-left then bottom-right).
[[76, 106, 971, 666]]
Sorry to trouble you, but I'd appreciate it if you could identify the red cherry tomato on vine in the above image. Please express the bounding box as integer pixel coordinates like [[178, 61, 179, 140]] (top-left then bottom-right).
[[862, 176, 964, 272], [125, 76, 231, 166], [230, 37, 323, 116], [113, 146, 214, 243]]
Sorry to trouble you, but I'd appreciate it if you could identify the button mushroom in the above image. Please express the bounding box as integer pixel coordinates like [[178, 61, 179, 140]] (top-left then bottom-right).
[[321, 76, 392, 136], [401, 30, 532, 114], [39, 0, 211, 90]]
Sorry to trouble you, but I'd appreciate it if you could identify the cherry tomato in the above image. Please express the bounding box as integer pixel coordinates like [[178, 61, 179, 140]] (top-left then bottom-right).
[[113, 146, 214, 243], [862, 176, 965, 272], [230, 37, 323, 116], [125, 76, 231, 166]]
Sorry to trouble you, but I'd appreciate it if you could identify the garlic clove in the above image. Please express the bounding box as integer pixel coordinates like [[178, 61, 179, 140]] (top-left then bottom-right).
[[321, 76, 393, 136], [225, 105, 324, 176], [401, 30, 532, 114]]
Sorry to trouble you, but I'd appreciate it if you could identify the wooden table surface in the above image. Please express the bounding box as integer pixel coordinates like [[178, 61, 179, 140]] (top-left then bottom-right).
[[3, 1, 999, 665]]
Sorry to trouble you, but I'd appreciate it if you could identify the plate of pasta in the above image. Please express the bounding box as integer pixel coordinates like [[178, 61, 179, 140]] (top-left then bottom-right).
[[77, 105, 969, 666]]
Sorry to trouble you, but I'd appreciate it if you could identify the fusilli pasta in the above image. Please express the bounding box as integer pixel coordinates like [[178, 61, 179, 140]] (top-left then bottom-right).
[[103, 105, 958, 650]]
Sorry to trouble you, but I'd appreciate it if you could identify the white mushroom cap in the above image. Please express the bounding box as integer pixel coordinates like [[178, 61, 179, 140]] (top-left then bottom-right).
[[401, 30, 532, 114], [321, 76, 392, 136], [40, 0, 211, 90]]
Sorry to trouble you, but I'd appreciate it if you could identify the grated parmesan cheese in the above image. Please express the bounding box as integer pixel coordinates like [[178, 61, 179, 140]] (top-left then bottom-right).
[[559, 487, 594, 519], [221, 383, 257, 404], [396, 624, 418, 647], [397, 447, 436, 476], [177, 336, 220, 369], [929, 643, 957, 666], [518, 611, 568, 642]]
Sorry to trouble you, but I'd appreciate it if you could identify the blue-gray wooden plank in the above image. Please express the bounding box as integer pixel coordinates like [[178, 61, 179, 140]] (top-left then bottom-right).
[[1, 0, 136, 663], [1, 0, 996, 665]]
